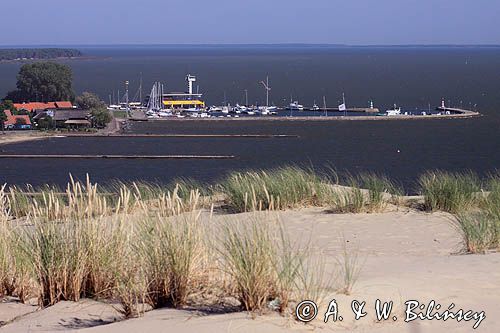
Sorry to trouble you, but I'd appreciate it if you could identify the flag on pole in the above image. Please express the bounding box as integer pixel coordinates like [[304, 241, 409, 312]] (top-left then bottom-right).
[[338, 103, 346, 111]]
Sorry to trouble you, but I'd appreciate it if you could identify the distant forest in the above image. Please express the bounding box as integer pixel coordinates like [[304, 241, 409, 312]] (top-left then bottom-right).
[[0, 48, 83, 61]]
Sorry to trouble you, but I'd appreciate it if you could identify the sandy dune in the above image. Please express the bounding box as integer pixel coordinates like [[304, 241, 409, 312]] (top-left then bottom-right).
[[1, 208, 499, 332]]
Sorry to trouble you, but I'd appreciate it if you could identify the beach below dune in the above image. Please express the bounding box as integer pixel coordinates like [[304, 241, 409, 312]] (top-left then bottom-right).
[[0, 132, 50, 146], [1, 208, 499, 333]]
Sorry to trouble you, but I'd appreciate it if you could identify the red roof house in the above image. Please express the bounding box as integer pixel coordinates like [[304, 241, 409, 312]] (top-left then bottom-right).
[[3, 110, 32, 129], [14, 101, 73, 113]]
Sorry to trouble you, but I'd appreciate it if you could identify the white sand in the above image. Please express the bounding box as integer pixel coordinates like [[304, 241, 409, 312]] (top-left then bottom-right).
[[1, 209, 499, 332]]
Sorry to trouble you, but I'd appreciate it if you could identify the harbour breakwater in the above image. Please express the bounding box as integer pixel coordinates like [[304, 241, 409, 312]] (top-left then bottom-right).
[[133, 107, 480, 122]]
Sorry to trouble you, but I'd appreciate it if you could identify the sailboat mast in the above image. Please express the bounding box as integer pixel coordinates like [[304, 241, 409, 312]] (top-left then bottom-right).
[[266, 76, 269, 107], [323, 96, 327, 116], [139, 72, 143, 104], [342, 93, 346, 116]]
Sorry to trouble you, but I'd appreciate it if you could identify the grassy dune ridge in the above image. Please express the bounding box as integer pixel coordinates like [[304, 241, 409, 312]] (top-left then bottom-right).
[[0, 168, 499, 320]]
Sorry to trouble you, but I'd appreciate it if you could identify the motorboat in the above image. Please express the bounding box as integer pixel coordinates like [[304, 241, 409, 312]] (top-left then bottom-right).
[[158, 111, 173, 117], [233, 104, 247, 113], [288, 101, 304, 111], [209, 105, 222, 112], [386, 105, 401, 116]]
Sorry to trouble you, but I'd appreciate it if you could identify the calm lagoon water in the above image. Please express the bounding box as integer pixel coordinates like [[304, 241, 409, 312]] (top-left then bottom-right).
[[0, 46, 499, 191]]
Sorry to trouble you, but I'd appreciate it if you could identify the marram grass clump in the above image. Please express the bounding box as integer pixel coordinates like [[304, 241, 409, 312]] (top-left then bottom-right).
[[217, 218, 308, 313], [219, 167, 334, 212], [419, 171, 481, 214], [329, 173, 401, 213], [136, 212, 205, 308], [455, 175, 500, 254]]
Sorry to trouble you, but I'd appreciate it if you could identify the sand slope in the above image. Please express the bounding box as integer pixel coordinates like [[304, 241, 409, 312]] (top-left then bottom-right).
[[1, 209, 499, 332]]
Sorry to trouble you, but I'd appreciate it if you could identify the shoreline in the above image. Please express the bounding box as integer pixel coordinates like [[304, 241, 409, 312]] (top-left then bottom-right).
[[0, 132, 50, 146]]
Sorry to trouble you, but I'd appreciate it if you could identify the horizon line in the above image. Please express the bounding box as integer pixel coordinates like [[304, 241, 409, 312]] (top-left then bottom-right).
[[2, 43, 500, 48]]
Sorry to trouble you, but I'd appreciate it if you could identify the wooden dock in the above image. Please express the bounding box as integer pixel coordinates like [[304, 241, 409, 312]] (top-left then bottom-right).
[[0, 154, 235, 159]]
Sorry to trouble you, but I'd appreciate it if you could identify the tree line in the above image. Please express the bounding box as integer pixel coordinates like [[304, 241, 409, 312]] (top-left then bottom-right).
[[1, 61, 112, 130], [0, 48, 82, 61]]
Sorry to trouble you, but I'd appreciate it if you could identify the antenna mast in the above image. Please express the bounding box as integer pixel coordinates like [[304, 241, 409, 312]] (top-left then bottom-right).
[[260, 76, 271, 106]]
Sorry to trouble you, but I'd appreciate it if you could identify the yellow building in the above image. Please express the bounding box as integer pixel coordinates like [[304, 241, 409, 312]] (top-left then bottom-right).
[[161, 74, 205, 110], [162, 93, 205, 109]]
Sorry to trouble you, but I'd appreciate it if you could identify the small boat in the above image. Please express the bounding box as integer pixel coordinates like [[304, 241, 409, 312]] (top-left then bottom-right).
[[107, 104, 121, 111], [288, 101, 304, 111], [158, 111, 173, 117], [386, 105, 401, 116], [233, 104, 247, 113], [185, 107, 202, 112], [311, 102, 320, 111], [221, 106, 230, 114], [209, 105, 222, 112]]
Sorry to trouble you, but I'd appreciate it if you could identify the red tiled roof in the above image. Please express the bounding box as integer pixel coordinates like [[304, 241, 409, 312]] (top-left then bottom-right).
[[13, 101, 72, 112], [3, 110, 32, 126], [55, 101, 73, 108]]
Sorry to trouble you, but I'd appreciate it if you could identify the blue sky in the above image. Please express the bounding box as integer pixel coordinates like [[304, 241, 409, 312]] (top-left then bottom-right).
[[2, 0, 499, 45]]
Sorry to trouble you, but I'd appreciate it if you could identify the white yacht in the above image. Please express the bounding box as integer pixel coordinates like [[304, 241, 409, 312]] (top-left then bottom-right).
[[209, 105, 222, 112], [386, 105, 402, 116], [158, 110, 173, 117], [311, 102, 320, 111], [288, 101, 304, 111], [259, 105, 278, 112]]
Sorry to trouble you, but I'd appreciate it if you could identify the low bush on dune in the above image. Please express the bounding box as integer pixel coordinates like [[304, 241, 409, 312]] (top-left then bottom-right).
[[418, 170, 481, 214]]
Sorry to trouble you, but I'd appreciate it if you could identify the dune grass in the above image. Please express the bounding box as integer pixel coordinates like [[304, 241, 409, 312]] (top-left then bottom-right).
[[455, 174, 500, 253], [329, 173, 401, 213], [336, 240, 363, 295], [219, 167, 334, 212], [0, 168, 495, 318], [455, 212, 498, 254], [418, 170, 482, 214], [136, 212, 204, 308], [218, 219, 276, 311], [218, 217, 308, 313]]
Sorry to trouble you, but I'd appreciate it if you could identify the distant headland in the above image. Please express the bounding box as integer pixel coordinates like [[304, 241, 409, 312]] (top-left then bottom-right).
[[0, 48, 83, 62]]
